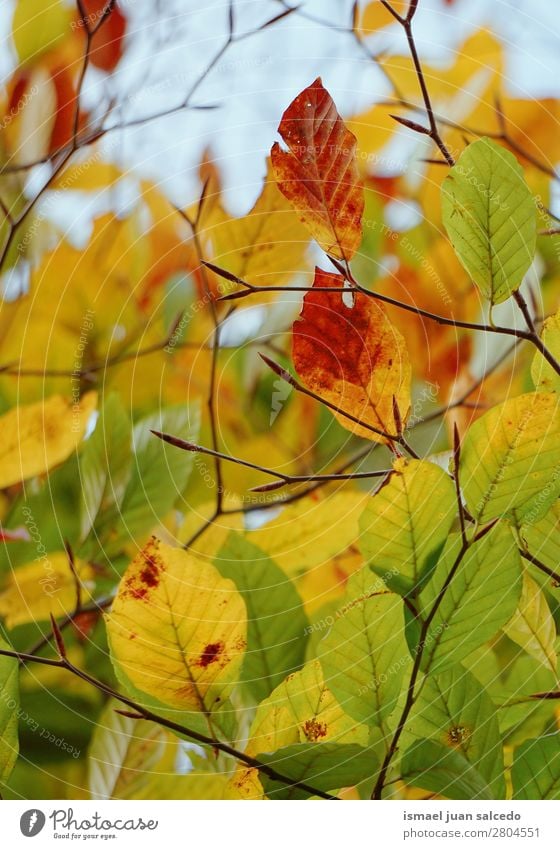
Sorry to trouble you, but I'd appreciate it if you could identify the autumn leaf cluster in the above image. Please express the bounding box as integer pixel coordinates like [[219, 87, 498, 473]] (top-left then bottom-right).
[[1, 0, 560, 802]]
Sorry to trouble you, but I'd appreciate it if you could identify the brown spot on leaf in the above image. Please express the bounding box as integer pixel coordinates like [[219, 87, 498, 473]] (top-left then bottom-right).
[[197, 641, 225, 668], [302, 718, 327, 741], [123, 538, 163, 600], [129, 587, 148, 601], [139, 538, 162, 588], [445, 725, 471, 747]]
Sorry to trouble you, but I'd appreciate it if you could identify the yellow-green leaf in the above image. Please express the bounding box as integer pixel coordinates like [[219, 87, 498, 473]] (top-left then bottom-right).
[[419, 525, 522, 676], [402, 740, 492, 800], [12, 0, 71, 65], [106, 537, 247, 713], [359, 458, 456, 595], [403, 667, 505, 798], [460, 391, 560, 524], [230, 659, 368, 798], [258, 742, 377, 799], [519, 501, 560, 591], [318, 570, 408, 727], [512, 735, 560, 799], [245, 491, 369, 576], [503, 569, 557, 676], [88, 700, 167, 801], [441, 138, 536, 305], [0, 640, 19, 784]]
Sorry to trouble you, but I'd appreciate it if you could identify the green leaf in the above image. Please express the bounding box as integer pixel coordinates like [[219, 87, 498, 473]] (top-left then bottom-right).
[[0, 640, 19, 784], [419, 525, 522, 675], [441, 137, 536, 305], [318, 570, 408, 728], [462, 642, 557, 746], [258, 742, 377, 799], [401, 740, 492, 800], [103, 403, 200, 555], [460, 391, 560, 525], [215, 533, 309, 702], [404, 667, 505, 797], [519, 501, 560, 614], [503, 569, 557, 676], [531, 310, 560, 392], [79, 393, 131, 542], [512, 735, 560, 799], [359, 458, 456, 596]]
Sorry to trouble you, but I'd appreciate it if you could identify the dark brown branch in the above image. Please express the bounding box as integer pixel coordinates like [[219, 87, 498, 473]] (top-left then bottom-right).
[[223, 443, 378, 514], [152, 430, 391, 491], [520, 550, 560, 587], [206, 259, 560, 380], [452, 425, 467, 544], [174, 204, 225, 531], [206, 259, 530, 341], [387, 2, 454, 165], [0, 644, 337, 800], [258, 352, 413, 451], [22, 596, 114, 660]]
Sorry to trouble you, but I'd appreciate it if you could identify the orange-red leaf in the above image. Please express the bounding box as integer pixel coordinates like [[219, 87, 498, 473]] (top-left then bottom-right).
[[80, 0, 127, 72], [271, 78, 364, 261], [292, 269, 411, 443]]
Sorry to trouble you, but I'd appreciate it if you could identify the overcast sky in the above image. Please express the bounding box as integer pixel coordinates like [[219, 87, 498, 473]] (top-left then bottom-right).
[[2, 0, 559, 214]]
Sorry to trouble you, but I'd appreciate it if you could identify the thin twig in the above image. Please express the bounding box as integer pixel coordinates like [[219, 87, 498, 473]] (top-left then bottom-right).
[[152, 430, 391, 491], [520, 550, 560, 587], [0, 643, 337, 800]]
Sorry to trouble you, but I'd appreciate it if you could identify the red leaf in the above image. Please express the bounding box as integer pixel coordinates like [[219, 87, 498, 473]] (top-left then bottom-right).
[[271, 78, 364, 261], [292, 268, 411, 443], [81, 0, 127, 72]]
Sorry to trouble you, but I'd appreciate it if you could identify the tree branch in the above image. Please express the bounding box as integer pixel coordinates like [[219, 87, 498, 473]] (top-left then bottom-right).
[[0, 644, 337, 800]]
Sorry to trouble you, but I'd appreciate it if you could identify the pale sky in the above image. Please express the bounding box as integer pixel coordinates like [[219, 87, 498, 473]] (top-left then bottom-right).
[[2, 0, 559, 215]]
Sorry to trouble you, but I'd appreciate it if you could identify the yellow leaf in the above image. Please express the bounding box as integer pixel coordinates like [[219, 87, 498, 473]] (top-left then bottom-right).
[[107, 537, 247, 713], [209, 160, 310, 288], [503, 570, 557, 677], [359, 0, 407, 35], [3, 66, 57, 165], [350, 30, 502, 174], [297, 547, 363, 615], [0, 392, 97, 489], [12, 0, 71, 65], [245, 490, 370, 576], [0, 553, 95, 628], [460, 391, 560, 525]]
